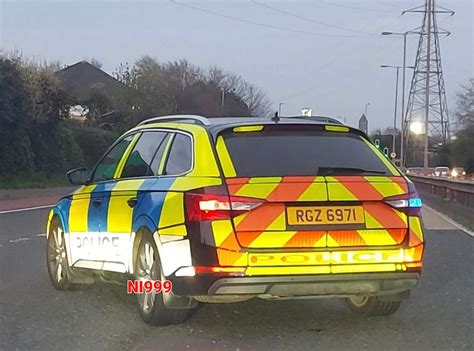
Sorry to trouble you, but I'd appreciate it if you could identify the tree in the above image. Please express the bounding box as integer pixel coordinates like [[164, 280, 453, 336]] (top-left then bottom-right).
[[454, 78, 474, 129], [435, 78, 474, 172], [0, 57, 35, 175]]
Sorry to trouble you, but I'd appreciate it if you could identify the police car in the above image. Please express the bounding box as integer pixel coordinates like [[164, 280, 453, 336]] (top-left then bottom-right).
[[46, 115, 424, 325]]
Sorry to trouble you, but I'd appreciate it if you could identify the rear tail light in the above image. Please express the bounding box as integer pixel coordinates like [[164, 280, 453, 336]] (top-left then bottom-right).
[[195, 266, 246, 275], [384, 192, 422, 216], [185, 193, 263, 221]]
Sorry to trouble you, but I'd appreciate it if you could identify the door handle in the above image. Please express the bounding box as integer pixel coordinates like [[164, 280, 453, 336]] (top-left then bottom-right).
[[127, 197, 138, 208], [92, 199, 102, 208]]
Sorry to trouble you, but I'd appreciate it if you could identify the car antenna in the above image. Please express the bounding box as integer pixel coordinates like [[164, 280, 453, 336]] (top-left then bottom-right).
[[271, 111, 280, 124]]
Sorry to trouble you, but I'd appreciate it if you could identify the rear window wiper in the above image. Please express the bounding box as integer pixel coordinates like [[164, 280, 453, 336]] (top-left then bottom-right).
[[317, 167, 388, 175]]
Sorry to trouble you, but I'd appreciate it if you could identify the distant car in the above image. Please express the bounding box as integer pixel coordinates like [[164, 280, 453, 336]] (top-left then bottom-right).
[[406, 167, 422, 175], [451, 167, 466, 179], [434, 167, 450, 177]]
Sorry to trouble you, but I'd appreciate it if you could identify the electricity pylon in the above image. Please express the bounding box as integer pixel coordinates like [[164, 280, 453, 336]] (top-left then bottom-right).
[[403, 0, 454, 168]]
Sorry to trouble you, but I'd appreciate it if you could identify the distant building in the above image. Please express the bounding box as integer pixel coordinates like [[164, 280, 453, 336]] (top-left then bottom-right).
[[359, 113, 368, 134], [56, 61, 125, 101], [56, 61, 127, 125]]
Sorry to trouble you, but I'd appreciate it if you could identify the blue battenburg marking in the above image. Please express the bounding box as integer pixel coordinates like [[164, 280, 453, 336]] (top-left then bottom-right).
[[409, 197, 422, 208], [56, 198, 72, 233], [132, 177, 176, 232], [87, 182, 114, 233]]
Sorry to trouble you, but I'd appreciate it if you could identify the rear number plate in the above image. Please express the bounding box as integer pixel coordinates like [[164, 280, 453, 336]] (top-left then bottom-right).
[[287, 206, 365, 225]]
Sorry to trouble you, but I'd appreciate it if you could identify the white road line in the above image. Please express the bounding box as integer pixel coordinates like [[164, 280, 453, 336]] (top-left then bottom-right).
[[0, 204, 54, 214], [424, 204, 474, 237], [9, 237, 32, 243], [0, 233, 46, 247]]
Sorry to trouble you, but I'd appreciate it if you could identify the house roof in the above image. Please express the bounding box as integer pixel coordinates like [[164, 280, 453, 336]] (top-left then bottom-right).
[[56, 61, 126, 101]]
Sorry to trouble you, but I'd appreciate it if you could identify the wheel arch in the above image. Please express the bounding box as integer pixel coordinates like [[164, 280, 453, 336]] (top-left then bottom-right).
[[46, 207, 68, 239], [129, 214, 161, 275]]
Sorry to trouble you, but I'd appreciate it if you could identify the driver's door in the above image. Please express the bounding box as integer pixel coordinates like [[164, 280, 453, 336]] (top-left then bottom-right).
[[68, 134, 136, 269]]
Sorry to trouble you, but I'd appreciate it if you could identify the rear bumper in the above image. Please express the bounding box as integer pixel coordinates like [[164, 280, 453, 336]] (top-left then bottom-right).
[[169, 272, 419, 298]]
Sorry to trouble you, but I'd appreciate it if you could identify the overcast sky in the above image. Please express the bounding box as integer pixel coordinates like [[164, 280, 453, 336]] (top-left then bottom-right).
[[1, 0, 472, 131]]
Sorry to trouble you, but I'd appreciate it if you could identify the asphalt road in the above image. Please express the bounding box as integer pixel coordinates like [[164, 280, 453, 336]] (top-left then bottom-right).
[[0, 208, 473, 351]]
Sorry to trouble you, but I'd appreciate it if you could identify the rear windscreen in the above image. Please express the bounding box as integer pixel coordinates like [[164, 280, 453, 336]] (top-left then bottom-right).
[[220, 129, 391, 177]]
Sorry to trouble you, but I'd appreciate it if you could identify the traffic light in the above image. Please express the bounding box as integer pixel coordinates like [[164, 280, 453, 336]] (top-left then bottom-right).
[[374, 139, 380, 148], [383, 147, 389, 157]]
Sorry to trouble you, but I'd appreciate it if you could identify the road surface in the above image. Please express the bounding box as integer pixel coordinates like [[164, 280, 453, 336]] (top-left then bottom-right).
[[0, 207, 472, 351]]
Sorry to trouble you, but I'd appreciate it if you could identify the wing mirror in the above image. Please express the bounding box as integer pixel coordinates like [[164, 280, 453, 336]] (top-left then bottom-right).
[[66, 167, 89, 185]]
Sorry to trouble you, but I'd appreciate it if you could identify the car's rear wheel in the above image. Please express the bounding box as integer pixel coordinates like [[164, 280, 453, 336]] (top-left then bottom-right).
[[346, 295, 402, 316], [134, 232, 189, 326], [46, 217, 80, 290]]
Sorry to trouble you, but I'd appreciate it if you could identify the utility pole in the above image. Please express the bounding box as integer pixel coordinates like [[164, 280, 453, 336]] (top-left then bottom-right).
[[381, 65, 400, 156], [402, 0, 453, 168], [278, 102, 284, 116], [221, 88, 225, 113], [381, 30, 420, 167]]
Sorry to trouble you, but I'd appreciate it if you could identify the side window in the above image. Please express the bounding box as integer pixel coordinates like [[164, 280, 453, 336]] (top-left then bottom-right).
[[91, 135, 134, 183], [121, 131, 168, 178], [164, 133, 192, 175]]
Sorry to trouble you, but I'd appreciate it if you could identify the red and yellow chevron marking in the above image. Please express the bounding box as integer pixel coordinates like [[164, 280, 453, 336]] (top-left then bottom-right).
[[327, 229, 406, 247], [408, 216, 424, 247], [211, 176, 412, 254], [226, 176, 327, 202], [326, 176, 408, 201], [216, 248, 247, 266], [236, 231, 326, 248]]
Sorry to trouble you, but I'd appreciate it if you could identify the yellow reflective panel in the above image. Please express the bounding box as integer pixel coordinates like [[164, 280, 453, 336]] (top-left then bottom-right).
[[159, 192, 185, 228], [176, 124, 221, 177], [69, 196, 91, 233], [246, 266, 331, 276], [326, 177, 358, 201], [325, 125, 349, 132], [211, 220, 234, 246], [107, 193, 135, 233], [246, 231, 297, 248], [158, 224, 187, 236], [215, 136, 236, 177], [409, 216, 424, 241], [169, 177, 222, 191], [233, 125, 264, 133], [235, 183, 279, 199]]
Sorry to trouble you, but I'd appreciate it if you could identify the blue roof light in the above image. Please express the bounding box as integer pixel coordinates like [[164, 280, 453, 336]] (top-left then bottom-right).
[[409, 198, 423, 208]]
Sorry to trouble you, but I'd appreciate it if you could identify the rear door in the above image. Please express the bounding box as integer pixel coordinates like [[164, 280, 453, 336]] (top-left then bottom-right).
[[215, 124, 409, 251]]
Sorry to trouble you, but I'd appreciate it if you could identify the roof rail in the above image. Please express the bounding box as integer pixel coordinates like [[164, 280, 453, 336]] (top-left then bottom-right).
[[282, 115, 344, 125], [137, 115, 211, 127]]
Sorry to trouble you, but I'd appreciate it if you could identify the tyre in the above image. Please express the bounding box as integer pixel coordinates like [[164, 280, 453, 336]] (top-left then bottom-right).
[[346, 295, 402, 316], [134, 232, 189, 326], [46, 217, 81, 290]]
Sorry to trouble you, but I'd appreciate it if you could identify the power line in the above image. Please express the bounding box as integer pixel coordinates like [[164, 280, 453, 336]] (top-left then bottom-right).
[[169, 0, 370, 38], [316, 0, 394, 14], [251, 0, 376, 36]]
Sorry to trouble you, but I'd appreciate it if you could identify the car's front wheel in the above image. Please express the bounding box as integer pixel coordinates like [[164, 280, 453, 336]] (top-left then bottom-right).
[[134, 232, 189, 326], [346, 295, 402, 316], [46, 217, 80, 290]]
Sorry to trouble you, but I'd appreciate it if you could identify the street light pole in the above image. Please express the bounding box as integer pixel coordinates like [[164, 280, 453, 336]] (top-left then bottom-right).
[[392, 67, 400, 156], [381, 65, 400, 159], [400, 32, 408, 168], [278, 102, 284, 116]]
